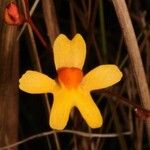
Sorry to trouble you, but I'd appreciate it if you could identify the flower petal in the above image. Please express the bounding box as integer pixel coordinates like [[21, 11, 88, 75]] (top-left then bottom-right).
[[75, 90, 103, 128], [53, 34, 86, 70], [19, 70, 57, 94], [50, 88, 102, 129], [81, 65, 123, 91], [50, 89, 74, 130]]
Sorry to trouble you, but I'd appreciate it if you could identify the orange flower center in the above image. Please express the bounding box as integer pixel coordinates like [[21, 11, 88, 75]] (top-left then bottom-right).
[[57, 67, 83, 89]]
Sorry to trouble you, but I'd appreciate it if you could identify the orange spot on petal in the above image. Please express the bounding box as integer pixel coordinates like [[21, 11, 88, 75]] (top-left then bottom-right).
[[58, 67, 83, 89]]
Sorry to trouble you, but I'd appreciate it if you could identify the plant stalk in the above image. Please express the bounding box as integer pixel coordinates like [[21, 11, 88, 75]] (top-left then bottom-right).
[[112, 0, 150, 144]]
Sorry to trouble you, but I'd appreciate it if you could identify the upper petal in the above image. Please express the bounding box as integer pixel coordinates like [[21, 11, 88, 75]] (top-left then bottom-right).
[[53, 34, 86, 70], [19, 70, 58, 94], [81, 65, 123, 91]]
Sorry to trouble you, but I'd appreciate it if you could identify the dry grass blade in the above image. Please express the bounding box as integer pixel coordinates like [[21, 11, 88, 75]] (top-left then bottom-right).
[[42, 0, 59, 44], [17, 0, 40, 40], [112, 0, 150, 145], [0, 14, 19, 150]]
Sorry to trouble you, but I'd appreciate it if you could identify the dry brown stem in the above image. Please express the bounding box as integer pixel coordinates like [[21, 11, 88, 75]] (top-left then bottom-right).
[[0, 12, 19, 150], [42, 0, 59, 44], [112, 0, 150, 145]]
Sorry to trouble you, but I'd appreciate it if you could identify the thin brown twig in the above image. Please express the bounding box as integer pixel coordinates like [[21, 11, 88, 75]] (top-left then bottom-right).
[[0, 129, 132, 150], [17, 0, 40, 40], [23, 0, 49, 49], [27, 19, 48, 49]]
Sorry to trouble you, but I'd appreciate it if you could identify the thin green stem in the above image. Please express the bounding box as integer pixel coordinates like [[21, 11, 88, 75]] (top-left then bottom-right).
[[99, 0, 107, 60]]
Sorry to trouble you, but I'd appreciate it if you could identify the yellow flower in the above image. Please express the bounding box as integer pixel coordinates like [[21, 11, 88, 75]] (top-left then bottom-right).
[[19, 34, 123, 130]]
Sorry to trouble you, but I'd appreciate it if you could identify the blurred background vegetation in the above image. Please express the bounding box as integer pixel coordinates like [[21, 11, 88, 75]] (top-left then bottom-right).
[[0, 0, 150, 149]]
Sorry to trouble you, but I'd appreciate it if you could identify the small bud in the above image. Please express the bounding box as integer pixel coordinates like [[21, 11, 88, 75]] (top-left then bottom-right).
[[4, 2, 25, 25]]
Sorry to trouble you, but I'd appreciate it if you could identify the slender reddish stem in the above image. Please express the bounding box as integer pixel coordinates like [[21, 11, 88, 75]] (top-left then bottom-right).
[[24, 0, 48, 49], [102, 90, 150, 118], [24, 0, 30, 19], [27, 19, 48, 49]]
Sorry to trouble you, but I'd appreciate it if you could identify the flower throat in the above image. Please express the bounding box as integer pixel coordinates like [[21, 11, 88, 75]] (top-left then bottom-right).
[[58, 67, 83, 89]]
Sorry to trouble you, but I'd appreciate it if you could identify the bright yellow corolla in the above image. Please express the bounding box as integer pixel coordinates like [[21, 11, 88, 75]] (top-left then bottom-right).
[[19, 34, 123, 130]]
